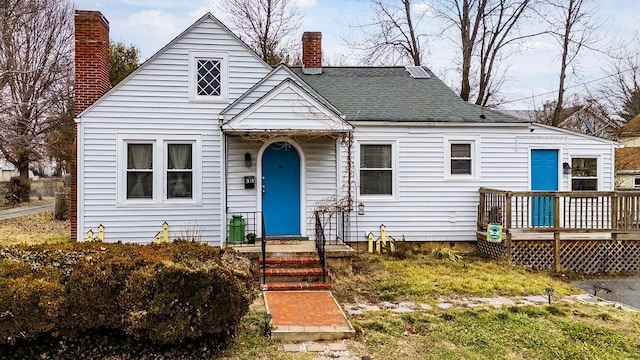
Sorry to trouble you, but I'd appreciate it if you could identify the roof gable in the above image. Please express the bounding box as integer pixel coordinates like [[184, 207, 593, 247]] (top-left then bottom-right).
[[221, 64, 341, 120], [76, 13, 271, 119], [221, 78, 352, 133]]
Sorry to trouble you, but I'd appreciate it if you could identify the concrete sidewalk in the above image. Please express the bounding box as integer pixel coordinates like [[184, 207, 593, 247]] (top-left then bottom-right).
[[0, 202, 54, 221]]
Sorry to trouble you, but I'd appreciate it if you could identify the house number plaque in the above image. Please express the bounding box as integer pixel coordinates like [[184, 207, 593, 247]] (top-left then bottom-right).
[[244, 176, 255, 189]]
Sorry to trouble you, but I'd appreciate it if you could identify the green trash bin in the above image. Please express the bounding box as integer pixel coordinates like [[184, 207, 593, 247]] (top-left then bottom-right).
[[229, 215, 246, 243]]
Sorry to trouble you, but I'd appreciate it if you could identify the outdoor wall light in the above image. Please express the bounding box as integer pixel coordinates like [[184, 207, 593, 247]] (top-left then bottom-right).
[[563, 162, 572, 175], [358, 202, 365, 215], [244, 153, 252, 167]]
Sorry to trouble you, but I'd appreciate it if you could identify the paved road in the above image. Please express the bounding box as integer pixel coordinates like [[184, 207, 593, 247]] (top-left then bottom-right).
[[0, 203, 54, 221], [573, 277, 640, 309]]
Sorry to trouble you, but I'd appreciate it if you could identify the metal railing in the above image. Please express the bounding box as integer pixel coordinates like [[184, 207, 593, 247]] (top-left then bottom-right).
[[225, 211, 262, 247], [314, 211, 327, 283], [261, 212, 267, 286]]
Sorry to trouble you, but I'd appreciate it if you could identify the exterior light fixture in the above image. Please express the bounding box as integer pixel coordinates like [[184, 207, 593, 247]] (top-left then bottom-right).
[[358, 202, 365, 215], [563, 162, 571, 175], [245, 153, 252, 167], [545, 287, 554, 304]]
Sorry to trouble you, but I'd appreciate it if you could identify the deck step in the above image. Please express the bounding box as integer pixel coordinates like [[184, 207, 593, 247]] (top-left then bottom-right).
[[265, 281, 331, 291]]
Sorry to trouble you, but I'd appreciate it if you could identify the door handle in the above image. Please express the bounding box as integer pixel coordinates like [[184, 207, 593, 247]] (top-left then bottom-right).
[[262, 184, 266, 197]]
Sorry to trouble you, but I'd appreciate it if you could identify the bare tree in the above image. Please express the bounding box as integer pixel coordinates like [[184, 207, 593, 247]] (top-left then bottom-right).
[[220, 0, 303, 66], [345, 0, 428, 66], [541, 0, 600, 126], [600, 40, 640, 121], [0, 0, 73, 189], [433, 0, 539, 106]]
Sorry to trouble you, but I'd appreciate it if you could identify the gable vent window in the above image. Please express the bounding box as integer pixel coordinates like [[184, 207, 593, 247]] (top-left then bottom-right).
[[197, 59, 221, 96], [189, 51, 228, 102]]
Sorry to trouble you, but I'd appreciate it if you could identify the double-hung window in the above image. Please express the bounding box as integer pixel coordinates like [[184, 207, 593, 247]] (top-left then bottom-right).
[[445, 137, 479, 179], [189, 51, 228, 102], [167, 144, 193, 199], [127, 143, 154, 199], [119, 134, 201, 205], [360, 144, 393, 196], [571, 158, 598, 190]]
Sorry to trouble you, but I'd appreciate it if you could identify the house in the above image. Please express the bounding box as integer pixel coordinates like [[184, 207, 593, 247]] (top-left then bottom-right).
[[501, 103, 623, 141], [73, 10, 618, 245], [0, 158, 17, 182], [614, 113, 640, 188]]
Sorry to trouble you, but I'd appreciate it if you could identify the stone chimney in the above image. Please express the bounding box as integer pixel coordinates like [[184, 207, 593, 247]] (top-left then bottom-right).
[[71, 10, 110, 241], [302, 32, 322, 75]]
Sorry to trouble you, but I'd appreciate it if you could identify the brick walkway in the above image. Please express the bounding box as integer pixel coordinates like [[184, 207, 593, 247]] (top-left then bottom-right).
[[265, 291, 349, 327]]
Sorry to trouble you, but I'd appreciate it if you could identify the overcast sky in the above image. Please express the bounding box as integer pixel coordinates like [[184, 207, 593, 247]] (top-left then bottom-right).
[[74, 0, 640, 110]]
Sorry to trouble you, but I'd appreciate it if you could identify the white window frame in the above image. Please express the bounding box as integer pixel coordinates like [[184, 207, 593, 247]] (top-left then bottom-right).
[[189, 51, 229, 103], [357, 140, 398, 201], [444, 136, 480, 180], [570, 156, 600, 191], [117, 133, 202, 206]]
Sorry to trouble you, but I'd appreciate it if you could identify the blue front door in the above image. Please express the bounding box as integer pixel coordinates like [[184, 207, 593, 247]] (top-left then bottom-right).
[[262, 142, 301, 236], [531, 149, 558, 226]]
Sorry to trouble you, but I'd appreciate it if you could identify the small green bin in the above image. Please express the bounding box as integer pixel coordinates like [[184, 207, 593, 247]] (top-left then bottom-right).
[[228, 214, 246, 243]]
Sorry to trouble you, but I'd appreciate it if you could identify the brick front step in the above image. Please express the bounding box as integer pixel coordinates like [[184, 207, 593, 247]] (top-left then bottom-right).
[[259, 256, 321, 266], [262, 267, 324, 276], [265, 282, 331, 291]]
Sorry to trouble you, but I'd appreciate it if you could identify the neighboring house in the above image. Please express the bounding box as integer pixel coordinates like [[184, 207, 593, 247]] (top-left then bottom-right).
[[1, 158, 17, 182], [501, 104, 623, 140], [73, 11, 618, 244], [615, 113, 640, 188]]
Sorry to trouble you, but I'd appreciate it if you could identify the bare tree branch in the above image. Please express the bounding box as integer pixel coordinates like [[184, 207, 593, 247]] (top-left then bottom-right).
[[220, 0, 303, 65], [0, 0, 73, 184]]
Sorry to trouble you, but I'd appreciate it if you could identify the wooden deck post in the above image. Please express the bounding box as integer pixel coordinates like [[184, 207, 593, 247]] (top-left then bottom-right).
[[553, 193, 561, 272], [505, 191, 512, 261]]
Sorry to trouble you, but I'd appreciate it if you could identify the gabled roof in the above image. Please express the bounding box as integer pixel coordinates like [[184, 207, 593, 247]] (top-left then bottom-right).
[[221, 64, 341, 119], [290, 66, 526, 123], [616, 147, 640, 171], [76, 12, 271, 119], [618, 113, 640, 135], [221, 78, 352, 133]]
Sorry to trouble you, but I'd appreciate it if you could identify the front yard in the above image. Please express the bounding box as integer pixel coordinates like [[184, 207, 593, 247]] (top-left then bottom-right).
[[1, 213, 639, 359], [221, 252, 640, 360]]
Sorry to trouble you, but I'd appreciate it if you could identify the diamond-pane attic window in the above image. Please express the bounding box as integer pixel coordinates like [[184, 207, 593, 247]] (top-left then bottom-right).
[[197, 59, 221, 96], [405, 66, 430, 79]]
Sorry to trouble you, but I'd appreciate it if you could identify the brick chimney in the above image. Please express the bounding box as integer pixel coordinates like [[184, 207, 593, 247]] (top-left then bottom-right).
[[71, 10, 110, 241], [302, 32, 322, 75]]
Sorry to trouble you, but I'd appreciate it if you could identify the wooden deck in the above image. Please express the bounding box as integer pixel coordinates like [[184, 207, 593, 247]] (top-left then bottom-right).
[[477, 188, 640, 273]]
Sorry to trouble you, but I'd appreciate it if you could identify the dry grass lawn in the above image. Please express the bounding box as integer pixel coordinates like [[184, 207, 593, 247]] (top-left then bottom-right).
[[0, 211, 70, 246]]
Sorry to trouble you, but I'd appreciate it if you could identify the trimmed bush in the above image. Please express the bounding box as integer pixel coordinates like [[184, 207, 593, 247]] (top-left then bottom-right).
[[0, 241, 258, 345]]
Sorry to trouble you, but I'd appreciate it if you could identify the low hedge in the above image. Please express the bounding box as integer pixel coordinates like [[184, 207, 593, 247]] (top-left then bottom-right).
[[0, 241, 258, 345]]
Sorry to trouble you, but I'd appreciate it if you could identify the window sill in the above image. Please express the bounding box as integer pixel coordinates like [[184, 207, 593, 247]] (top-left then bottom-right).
[[117, 200, 203, 208], [358, 195, 399, 202], [444, 174, 478, 181], [189, 96, 229, 103]]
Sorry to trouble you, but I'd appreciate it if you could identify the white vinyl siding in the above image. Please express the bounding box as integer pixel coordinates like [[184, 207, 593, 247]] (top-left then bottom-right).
[[344, 124, 615, 243], [78, 16, 271, 244], [226, 136, 337, 239]]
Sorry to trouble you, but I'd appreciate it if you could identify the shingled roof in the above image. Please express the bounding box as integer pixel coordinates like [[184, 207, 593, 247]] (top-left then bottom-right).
[[618, 113, 640, 135], [616, 147, 640, 171], [290, 66, 527, 123]]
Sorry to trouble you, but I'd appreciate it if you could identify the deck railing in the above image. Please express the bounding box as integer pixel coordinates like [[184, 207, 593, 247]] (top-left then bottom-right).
[[225, 211, 262, 247], [478, 188, 640, 233]]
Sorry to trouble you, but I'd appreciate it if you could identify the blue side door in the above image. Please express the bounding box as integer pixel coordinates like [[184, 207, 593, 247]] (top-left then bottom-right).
[[262, 142, 301, 236], [531, 149, 558, 227]]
